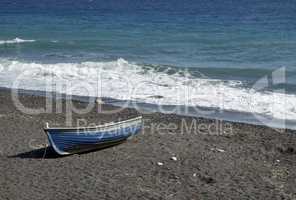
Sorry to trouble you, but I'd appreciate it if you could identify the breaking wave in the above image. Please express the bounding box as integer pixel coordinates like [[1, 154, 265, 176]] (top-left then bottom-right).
[[0, 58, 296, 122], [0, 38, 36, 45]]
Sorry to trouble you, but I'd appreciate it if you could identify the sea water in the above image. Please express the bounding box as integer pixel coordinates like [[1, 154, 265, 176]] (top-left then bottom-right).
[[0, 0, 296, 128]]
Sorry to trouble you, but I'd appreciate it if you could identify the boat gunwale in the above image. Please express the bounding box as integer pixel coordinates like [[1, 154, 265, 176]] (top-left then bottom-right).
[[44, 116, 142, 131]]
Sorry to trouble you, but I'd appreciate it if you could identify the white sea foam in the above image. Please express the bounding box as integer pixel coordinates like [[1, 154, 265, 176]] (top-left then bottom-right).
[[0, 38, 36, 45], [0, 58, 296, 122]]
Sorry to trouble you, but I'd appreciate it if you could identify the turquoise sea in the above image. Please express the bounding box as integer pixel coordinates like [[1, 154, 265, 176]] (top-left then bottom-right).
[[0, 0, 296, 128]]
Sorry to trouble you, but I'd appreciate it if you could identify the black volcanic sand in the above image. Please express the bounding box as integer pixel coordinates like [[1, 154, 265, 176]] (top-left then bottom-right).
[[0, 89, 296, 200]]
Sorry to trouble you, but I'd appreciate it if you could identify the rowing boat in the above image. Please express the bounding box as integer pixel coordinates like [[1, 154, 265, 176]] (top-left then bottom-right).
[[44, 116, 142, 155]]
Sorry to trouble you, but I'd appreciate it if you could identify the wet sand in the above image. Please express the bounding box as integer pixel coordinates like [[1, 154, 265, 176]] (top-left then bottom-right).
[[0, 88, 296, 200]]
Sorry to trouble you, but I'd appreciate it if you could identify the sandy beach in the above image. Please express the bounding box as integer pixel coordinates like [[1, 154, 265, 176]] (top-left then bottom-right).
[[0, 88, 295, 199]]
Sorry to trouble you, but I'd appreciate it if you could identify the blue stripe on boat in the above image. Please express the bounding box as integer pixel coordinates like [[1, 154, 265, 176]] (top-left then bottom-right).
[[44, 117, 142, 155]]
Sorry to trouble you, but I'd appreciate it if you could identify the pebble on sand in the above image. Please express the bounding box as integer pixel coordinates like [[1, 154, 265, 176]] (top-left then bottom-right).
[[95, 98, 105, 104], [157, 162, 164, 166], [171, 156, 177, 161], [211, 148, 225, 153]]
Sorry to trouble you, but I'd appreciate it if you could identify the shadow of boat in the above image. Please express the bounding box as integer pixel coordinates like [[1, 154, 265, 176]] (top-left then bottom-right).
[[9, 139, 127, 159], [9, 146, 60, 159]]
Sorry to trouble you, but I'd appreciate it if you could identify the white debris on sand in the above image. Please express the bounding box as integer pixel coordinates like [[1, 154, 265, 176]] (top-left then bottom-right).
[[157, 162, 164, 166], [95, 98, 105, 104], [211, 147, 225, 153], [171, 156, 177, 161]]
